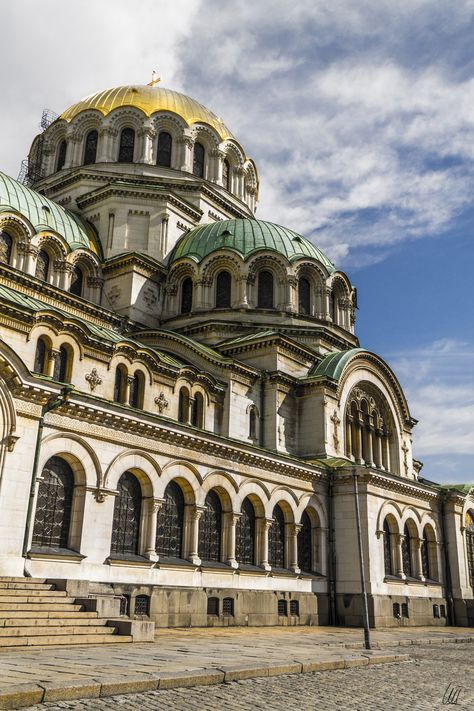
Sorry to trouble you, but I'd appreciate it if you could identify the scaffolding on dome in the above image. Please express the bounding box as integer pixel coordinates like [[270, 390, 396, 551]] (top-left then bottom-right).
[[18, 109, 58, 185]]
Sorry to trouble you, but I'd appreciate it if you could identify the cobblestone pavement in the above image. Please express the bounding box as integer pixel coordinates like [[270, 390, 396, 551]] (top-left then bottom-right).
[[23, 644, 474, 711]]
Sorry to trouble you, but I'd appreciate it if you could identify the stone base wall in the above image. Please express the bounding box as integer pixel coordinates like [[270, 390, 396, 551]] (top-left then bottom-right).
[[453, 598, 474, 627], [335, 593, 449, 628]]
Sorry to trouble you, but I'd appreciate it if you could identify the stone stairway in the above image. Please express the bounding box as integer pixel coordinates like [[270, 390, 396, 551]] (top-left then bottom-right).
[[0, 577, 133, 647]]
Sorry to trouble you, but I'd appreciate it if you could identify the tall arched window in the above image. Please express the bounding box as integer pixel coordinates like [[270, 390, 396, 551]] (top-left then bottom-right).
[[199, 490, 222, 562], [298, 277, 311, 315], [249, 406, 257, 440], [129, 370, 145, 409], [178, 387, 190, 423], [191, 392, 204, 428], [53, 345, 71, 383], [157, 131, 172, 167], [421, 526, 430, 579], [0, 231, 13, 265], [34, 337, 48, 374], [111, 472, 142, 555], [35, 250, 50, 281], [257, 270, 274, 309], [114, 365, 128, 404], [297, 510, 312, 573], [401, 523, 412, 578], [383, 518, 393, 576], [32, 457, 74, 549], [69, 265, 84, 297], [155, 481, 184, 558], [236, 497, 255, 565], [118, 128, 135, 163], [216, 270, 231, 308], [181, 277, 193, 314], [465, 511, 474, 590], [56, 140, 67, 171], [268, 504, 285, 568], [193, 142, 205, 177], [83, 130, 98, 165], [222, 158, 230, 190]]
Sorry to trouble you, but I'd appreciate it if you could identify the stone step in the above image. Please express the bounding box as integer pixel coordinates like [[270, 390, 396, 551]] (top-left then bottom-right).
[[0, 589, 68, 598], [0, 625, 116, 637], [0, 634, 133, 647], [0, 616, 105, 627], [0, 582, 55, 590], [0, 602, 84, 612], [0, 610, 98, 620], [0, 577, 46, 583]]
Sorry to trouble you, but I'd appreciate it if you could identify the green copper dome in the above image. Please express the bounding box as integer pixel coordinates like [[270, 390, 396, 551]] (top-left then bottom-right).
[[168, 219, 336, 271], [0, 171, 101, 256]]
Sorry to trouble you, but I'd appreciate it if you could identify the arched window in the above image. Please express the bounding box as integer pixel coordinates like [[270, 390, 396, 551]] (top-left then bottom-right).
[[118, 128, 135, 163], [191, 392, 204, 428], [257, 270, 274, 309], [0, 231, 13, 265], [83, 130, 98, 165], [222, 158, 230, 190], [53, 345, 71, 383], [34, 337, 48, 374], [236, 497, 255, 565], [383, 518, 393, 576], [155, 480, 184, 558], [111, 471, 142, 555], [298, 277, 311, 315], [297, 510, 312, 573], [401, 523, 412, 578], [421, 526, 430, 579], [69, 265, 84, 297], [56, 140, 67, 171], [249, 406, 257, 440], [32, 456, 74, 549], [198, 489, 222, 562], [157, 132, 172, 167], [129, 370, 145, 409], [216, 270, 231, 308], [465, 511, 474, 589], [268, 504, 285, 568], [193, 142, 205, 177], [114, 365, 128, 404], [178, 387, 190, 423], [181, 277, 193, 314], [35, 250, 50, 281]]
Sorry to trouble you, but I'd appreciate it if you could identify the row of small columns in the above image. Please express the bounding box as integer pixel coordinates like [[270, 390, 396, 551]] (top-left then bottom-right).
[[346, 414, 391, 470], [382, 530, 439, 582]]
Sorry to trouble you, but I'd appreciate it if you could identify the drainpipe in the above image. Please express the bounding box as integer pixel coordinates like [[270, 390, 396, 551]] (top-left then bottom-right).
[[353, 468, 371, 650], [22, 385, 74, 558], [440, 491, 456, 627], [327, 468, 337, 625]]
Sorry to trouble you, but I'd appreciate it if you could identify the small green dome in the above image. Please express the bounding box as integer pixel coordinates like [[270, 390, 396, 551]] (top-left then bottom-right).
[[168, 219, 335, 271]]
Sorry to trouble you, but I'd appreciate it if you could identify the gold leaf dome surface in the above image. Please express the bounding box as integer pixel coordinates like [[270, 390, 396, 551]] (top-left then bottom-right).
[[60, 85, 234, 140]]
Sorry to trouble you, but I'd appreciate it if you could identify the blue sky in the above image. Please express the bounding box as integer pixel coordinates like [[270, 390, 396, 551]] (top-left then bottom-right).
[[1, 0, 473, 482]]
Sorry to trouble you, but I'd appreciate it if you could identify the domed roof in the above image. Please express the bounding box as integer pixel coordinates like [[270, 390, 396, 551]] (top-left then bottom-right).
[[168, 219, 335, 271], [60, 85, 234, 141], [0, 171, 101, 255]]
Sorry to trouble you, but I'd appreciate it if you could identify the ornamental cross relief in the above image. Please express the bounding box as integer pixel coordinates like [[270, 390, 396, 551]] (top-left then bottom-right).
[[331, 410, 341, 452]]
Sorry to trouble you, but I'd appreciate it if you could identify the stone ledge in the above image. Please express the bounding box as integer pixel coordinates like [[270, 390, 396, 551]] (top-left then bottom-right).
[[39, 679, 101, 702], [158, 669, 224, 689], [0, 683, 44, 710], [219, 663, 270, 681], [98, 674, 158, 697]]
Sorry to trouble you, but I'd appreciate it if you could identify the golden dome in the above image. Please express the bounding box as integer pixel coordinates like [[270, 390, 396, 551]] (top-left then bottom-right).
[[60, 85, 234, 140]]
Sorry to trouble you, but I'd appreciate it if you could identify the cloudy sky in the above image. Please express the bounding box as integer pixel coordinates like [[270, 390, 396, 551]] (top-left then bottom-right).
[[1, 0, 473, 483]]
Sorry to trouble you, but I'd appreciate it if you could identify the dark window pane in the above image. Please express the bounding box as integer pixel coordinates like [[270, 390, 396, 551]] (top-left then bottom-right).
[[56, 140, 67, 171], [32, 456, 73, 548], [222, 597, 234, 616], [268, 505, 285, 568], [216, 270, 231, 308], [35, 250, 50, 281], [393, 602, 400, 618], [199, 490, 222, 562], [134, 595, 150, 616], [277, 599, 287, 616], [129, 371, 144, 409], [70, 266, 83, 296], [433, 604, 440, 618], [0, 231, 13, 264], [118, 128, 135, 163], [120, 594, 130, 616], [257, 270, 273, 309], [440, 605, 446, 618], [111, 471, 142, 555], [298, 278, 310, 315], [53, 345, 69, 383], [289, 600, 299, 616], [207, 597, 219, 615], [191, 392, 204, 428], [236, 497, 255, 565], [84, 130, 98, 165], [193, 142, 205, 177], [178, 388, 190, 423], [114, 367, 126, 403], [383, 519, 393, 576], [401, 603, 409, 618], [297, 510, 312, 573], [421, 530, 430, 579], [34, 338, 47, 374], [181, 277, 193, 314], [401, 524, 412, 577], [157, 132, 172, 167], [156, 481, 184, 558], [249, 407, 257, 440]]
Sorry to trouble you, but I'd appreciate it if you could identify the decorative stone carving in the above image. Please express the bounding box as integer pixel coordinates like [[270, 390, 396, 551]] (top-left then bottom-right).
[[106, 285, 121, 306], [155, 392, 169, 414], [331, 410, 341, 451], [142, 285, 158, 309], [85, 367, 102, 392]]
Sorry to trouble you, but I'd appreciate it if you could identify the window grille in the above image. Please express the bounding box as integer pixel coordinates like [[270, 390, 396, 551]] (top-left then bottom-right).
[[207, 597, 219, 615], [298, 510, 312, 573], [401, 525, 412, 577], [277, 599, 287, 616], [222, 597, 234, 616], [83, 130, 98, 165], [118, 128, 135, 163], [156, 481, 184, 558], [257, 270, 274, 309], [193, 142, 205, 177], [392, 602, 400, 618], [111, 472, 142, 555], [134, 595, 150, 616], [421, 529, 430, 578], [433, 604, 440, 618], [290, 600, 299, 616], [0, 231, 12, 264], [236, 497, 255, 565], [157, 132, 172, 167], [181, 277, 193, 314], [268, 505, 285, 568], [70, 266, 83, 297], [383, 519, 393, 576], [298, 277, 310, 315], [401, 603, 409, 618], [35, 250, 50, 281], [198, 490, 222, 562], [216, 270, 231, 308], [32, 457, 74, 549], [440, 605, 446, 618], [120, 595, 130, 616]]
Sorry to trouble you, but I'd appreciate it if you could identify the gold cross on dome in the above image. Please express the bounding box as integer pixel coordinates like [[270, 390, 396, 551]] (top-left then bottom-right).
[[148, 71, 161, 87]]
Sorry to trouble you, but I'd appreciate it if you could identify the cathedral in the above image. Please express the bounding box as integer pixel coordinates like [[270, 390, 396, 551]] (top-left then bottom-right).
[[0, 81, 472, 632]]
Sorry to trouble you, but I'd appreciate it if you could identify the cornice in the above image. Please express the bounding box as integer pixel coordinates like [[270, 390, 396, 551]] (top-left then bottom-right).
[[102, 252, 167, 280], [332, 465, 443, 503]]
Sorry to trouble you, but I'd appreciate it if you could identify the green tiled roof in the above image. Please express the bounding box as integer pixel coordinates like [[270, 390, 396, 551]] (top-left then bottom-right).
[[0, 171, 101, 255], [310, 348, 367, 379], [168, 219, 336, 270]]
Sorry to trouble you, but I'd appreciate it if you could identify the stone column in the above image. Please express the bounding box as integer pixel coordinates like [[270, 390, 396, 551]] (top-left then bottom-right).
[[17, 243, 37, 275], [125, 376, 134, 405], [143, 498, 164, 561], [345, 416, 353, 458], [393, 533, 406, 578], [238, 276, 249, 309], [324, 287, 332, 321], [287, 277, 297, 313], [179, 136, 194, 172], [289, 523, 302, 573], [48, 348, 59, 377], [382, 436, 391, 472], [188, 505, 205, 565], [140, 127, 156, 164], [225, 512, 240, 569], [354, 419, 363, 464], [374, 431, 383, 469], [413, 537, 425, 581], [259, 518, 272, 571]]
